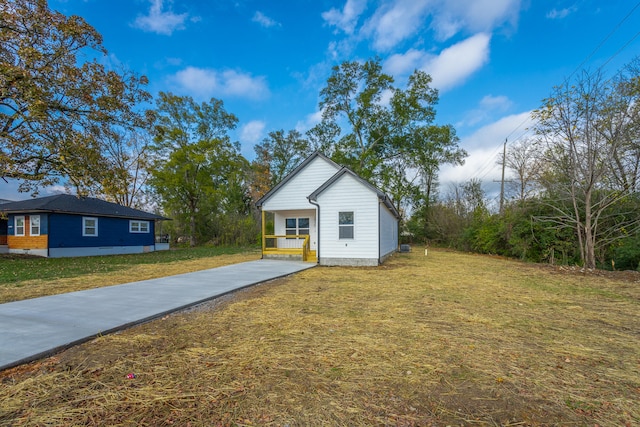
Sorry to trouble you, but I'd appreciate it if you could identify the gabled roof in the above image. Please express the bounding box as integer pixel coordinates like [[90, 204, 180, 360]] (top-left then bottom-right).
[[0, 194, 167, 220], [308, 167, 400, 218], [255, 151, 341, 207]]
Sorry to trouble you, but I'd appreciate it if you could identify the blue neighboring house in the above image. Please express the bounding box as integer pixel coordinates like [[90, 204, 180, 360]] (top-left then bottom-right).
[[0, 194, 169, 258]]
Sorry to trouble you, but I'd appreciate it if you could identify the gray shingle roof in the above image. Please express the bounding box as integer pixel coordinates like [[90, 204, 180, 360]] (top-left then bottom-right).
[[0, 194, 167, 220]]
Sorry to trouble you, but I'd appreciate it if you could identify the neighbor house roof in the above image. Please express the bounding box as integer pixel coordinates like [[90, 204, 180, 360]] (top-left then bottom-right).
[[307, 167, 400, 218], [0, 194, 167, 220], [255, 151, 341, 208]]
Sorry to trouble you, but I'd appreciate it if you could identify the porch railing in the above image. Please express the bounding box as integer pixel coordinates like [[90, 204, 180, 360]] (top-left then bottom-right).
[[263, 234, 311, 261]]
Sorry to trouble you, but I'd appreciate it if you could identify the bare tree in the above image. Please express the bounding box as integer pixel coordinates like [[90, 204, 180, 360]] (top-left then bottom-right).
[[99, 129, 152, 208], [502, 137, 542, 203], [533, 66, 640, 269]]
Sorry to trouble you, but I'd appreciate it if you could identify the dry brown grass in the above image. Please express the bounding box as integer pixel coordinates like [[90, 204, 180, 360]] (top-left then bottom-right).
[[0, 251, 260, 303], [1, 248, 639, 426]]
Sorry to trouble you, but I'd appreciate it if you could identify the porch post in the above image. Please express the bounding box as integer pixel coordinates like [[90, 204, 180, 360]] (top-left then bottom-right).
[[261, 209, 266, 257]]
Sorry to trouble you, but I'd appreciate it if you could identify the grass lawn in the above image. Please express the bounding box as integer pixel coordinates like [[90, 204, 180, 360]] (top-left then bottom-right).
[[0, 246, 261, 303], [1, 248, 639, 426]]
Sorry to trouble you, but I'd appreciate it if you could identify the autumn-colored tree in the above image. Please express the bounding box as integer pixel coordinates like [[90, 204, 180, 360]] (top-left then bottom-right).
[[0, 0, 150, 194]]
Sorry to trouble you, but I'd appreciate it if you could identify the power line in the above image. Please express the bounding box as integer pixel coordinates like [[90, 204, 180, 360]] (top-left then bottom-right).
[[482, 1, 640, 185], [456, 2, 640, 193], [599, 29, 640, 71], [564, 1, 640, 83]]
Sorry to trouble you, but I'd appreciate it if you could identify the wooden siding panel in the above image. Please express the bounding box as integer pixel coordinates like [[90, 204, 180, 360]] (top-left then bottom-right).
[[263, 156, 340, 211], [317, 174, 379, 260], [8, 234, 48, 249]]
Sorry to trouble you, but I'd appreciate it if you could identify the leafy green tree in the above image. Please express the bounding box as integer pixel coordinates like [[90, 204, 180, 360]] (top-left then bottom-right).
[[317, 58, 393, 179], [314, 58, 465, 218], [149, 93, 243, 247], [253, 129, 312, 188], [0, 0, 150, 193]]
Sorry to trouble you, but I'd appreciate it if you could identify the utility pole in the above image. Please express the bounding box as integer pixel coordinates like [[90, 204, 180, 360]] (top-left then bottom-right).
[[500, 139, 506, 214], [493, 139, 509, 214]]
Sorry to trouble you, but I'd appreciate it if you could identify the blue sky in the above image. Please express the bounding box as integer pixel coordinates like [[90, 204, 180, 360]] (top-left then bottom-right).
[[3, 0, 640, 203]]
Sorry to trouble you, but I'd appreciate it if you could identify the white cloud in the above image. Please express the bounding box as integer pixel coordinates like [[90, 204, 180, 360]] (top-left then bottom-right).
[[480, 94, 512, 109], [322, 0, 367, 34], [384, 48, 427, 75], [295, 109, 324, 133], [170, 67, 269, 100], [439, 111, 535, 186], [359, 0, 520, 51], [252, 11, 280, 28], [133, 0, 189, 35], [383, 33, 491, 92], [429, 0, 521, 40], [363, 0, 431, 51], [240, 121, 266, 144], [426, 33, 491, 91], [459, 95, 514, 127], [546, 6, 577, 20]]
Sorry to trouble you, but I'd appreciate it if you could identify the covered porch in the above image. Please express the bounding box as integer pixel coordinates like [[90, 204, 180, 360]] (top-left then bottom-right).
[[260, 209, 317, 262]]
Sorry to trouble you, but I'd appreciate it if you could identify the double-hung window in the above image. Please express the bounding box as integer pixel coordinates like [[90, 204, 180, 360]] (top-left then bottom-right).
[[285, 217, 310, 237], [130, 220, 150, 233], [30, 215, 40, 236], [83, 217, 98, 237], [14, 216, 25, 236], [338, 211, 354, 239]]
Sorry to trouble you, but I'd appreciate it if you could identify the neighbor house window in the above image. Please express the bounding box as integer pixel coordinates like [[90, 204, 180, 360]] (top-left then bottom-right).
[[30, 215, 40, 236], [339, 211, 354, 239], [285, 217, 309, 237], [83, 217, 98, 237], [15, 216, 25, 236], [130, 220, 150, 233]]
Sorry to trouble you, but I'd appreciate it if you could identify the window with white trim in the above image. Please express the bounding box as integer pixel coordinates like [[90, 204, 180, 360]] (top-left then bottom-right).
[[30, 215, 40, 236], [15, 216, 25, 236], [83, 217, 98, 237], [285, 217, 309, 237], [338, 211, 354, 239], [130, 220, 150, 233]]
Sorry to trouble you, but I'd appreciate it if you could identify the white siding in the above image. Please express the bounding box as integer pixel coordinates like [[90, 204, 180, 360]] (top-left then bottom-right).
[[316, 174, 379, 264], [274, 209, 317, 250], [262, 156, 340, 211], [379, 202, 398, 258]]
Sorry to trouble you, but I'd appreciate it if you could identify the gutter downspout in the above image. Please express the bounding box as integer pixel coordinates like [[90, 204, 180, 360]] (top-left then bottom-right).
[[379, 199, 383, 265], [307, 197, 320, 264]]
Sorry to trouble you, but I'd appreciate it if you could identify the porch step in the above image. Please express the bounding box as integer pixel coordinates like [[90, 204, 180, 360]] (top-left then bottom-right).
[[306, 250, 317, 263]]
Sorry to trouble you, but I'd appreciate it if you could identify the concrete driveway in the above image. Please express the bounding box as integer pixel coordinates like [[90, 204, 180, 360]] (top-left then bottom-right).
[[0, 259, 314, 371]]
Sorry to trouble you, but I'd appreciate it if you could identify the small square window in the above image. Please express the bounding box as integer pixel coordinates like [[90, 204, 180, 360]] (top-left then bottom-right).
[[30, 215, 40, 236], [83, 217, 98, 237]]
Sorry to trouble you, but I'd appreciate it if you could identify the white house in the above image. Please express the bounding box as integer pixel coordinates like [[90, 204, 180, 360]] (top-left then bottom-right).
[[256, 152, 399, 266]]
